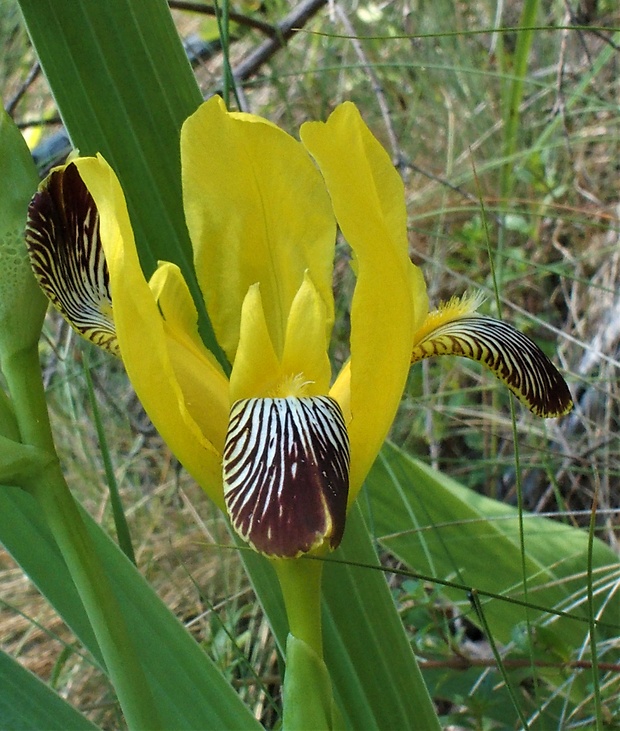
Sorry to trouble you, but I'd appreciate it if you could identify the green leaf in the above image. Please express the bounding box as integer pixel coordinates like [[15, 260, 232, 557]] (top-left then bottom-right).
[[243, 506, 442, 731], [0, 486, 262, 730], [365, 441, 620, 645], [17, 0, 227, 369], [0, 649, 100, 730]]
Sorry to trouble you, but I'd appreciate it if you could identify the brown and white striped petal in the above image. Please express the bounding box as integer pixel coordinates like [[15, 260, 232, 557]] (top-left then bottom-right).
[[25, 162, 119, 356], [411, 316, 573, 417], [223, 396, 350, 558]]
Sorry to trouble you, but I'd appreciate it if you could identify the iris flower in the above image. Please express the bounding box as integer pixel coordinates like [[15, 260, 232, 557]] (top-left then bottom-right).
[[25, 97, 572, 562]]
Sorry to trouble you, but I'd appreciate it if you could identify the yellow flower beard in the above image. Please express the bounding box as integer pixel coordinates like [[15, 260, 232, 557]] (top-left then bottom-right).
[[270, 372, 314, 398], [412, 290, 486, 347]]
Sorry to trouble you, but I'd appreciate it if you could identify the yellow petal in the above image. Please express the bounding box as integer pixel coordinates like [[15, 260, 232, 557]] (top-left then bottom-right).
[[301, 103, 426, 501], [75, 156, 227, 509], [182, 96, 336, 363], [280, 273, 331, 396], [229, 283, 281, 402], [149, 262, 230, 451], [329, 359, 351, 424], [230, 274, 331, 402]]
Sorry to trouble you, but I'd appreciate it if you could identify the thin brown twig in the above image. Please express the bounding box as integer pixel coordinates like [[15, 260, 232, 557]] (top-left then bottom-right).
[[221, 654, 620, 687], [168, 0, 277, 37], [5, 61, 41, 115], [333, 4, 403, 168], [231, 0, 328, 82], [16, 115, 62, 130]]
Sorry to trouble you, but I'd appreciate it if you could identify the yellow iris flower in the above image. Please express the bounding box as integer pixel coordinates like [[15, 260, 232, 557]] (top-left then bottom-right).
[[26, 97, 572, 560]]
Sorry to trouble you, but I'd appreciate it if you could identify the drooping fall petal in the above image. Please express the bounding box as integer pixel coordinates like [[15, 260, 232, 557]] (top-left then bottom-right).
[[301, 103, 426, 502], [412, 312, 573, 417], [223, 395, 350, 558], [25, 163, 119, 356], [182, 96, 336, 363], [411, 293, 572, 417]]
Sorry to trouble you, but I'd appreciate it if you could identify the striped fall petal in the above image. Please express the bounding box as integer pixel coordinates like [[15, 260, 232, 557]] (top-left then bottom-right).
[[411, 305, 573, 418], [25, 162, 119, 356], [223, 396, 350, 558]]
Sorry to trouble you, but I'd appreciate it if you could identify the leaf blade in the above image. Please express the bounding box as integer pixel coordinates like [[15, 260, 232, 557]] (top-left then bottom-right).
[[0, 486, 262, 730], [0, 649, 100, 731], [365, 441, 620, 644]]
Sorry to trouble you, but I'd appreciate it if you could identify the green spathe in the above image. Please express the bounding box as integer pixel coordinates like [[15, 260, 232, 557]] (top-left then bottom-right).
[[0, 111, 47, 361], [0, 436, 56, 489], [282, 634, 344, 731]]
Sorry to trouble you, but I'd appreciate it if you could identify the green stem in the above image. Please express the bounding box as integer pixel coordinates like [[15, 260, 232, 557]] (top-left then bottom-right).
[[2, 346, 163, 731], [274, 557, 342, 730], [0, 386, 20, 441], [274, 557, 324, 658]]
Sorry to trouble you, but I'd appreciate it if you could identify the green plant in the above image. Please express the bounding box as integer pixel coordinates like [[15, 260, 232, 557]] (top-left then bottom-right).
[[2, 2, 618, 729]]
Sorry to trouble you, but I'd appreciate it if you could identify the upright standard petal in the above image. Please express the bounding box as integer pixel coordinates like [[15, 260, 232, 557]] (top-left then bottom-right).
[[301, 103, 426, 501], [75, 156, 228, 507], [182, 96, 336, 363]]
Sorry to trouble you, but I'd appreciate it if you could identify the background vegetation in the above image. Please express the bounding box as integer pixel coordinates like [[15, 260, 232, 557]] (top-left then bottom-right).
[[1, 0, 618, 728]]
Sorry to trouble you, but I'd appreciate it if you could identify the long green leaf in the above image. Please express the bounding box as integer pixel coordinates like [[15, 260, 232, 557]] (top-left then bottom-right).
[[365, 441, 620, 645], [17, 0, 227, 368], [0, 649, 100, 731], [0, 486, 261, 730]]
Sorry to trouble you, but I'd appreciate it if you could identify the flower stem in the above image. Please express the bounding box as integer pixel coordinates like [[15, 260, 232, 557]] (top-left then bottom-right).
[[274, 557, 324, 658], [274, 557, 344, 730], [2, 345, 163, 731]]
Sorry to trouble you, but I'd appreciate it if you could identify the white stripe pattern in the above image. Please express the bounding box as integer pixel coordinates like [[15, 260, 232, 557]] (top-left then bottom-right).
[[223, 396, 350, 558], [25, 163, 119, 356], [411, 316, 572, 417]]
